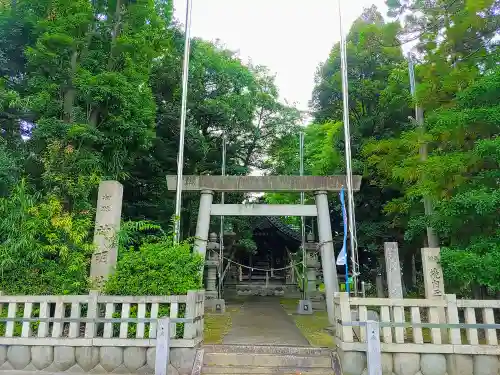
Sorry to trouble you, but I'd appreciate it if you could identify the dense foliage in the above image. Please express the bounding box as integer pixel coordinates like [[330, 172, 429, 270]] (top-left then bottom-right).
[[0, 0, 498, 297], [0, 180, 93, 294], [0, 0, 299, 294], [267, 2, 499, 296]]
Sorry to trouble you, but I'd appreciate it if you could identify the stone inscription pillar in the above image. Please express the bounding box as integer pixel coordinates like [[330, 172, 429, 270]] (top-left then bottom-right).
[[193, 190, 213, 260], [422, 247, 445, 299], [315, 191, 339, 325], [384, 242, 403, 299], [422, 247, 447, 340], [384, 242, 405, 342], [91, 180, 123, 288]]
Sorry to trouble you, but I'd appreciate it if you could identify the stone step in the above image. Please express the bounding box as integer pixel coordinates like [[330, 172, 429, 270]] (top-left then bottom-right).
[[201, 345, 335, 375], [201, 366, 334, 374], [243, 275, 268, 280], [203, 345, 331, 357], [203, 352, 332, 368]]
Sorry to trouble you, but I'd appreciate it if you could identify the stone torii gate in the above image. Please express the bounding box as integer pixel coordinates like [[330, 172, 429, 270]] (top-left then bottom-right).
[[166, 175, 361, 324]]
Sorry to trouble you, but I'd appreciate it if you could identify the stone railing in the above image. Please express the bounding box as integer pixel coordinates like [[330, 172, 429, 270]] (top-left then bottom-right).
[[0, 290, 205, 374], [334, 292, 500, 375]]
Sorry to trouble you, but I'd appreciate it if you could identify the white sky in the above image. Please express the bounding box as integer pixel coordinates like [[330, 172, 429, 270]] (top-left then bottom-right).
[[173, 0, 387, 112]]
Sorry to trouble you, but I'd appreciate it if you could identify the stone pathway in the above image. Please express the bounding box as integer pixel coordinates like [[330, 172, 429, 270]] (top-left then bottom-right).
[[222, 297, 309, 346]]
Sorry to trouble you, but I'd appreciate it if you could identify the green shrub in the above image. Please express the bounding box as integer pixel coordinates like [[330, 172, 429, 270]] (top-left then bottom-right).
[[103, 233, 202, 338], [104, 234, 203, 296]]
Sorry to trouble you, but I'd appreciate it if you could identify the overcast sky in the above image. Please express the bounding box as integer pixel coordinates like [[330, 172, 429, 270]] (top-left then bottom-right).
[[173, 0, 387, 112]]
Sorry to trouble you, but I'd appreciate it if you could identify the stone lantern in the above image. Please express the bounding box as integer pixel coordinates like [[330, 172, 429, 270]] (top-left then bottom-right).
[[205, 232, 220, 300], [304, 231, 319, 293]]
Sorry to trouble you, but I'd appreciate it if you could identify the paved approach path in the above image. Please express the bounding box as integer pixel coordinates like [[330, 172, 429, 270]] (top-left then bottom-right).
[[222, 297, 309, 346]]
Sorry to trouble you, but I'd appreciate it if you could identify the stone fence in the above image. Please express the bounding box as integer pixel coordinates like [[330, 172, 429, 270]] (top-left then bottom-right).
[[334, 292, 500, 375], [0, 290, 205, 375]]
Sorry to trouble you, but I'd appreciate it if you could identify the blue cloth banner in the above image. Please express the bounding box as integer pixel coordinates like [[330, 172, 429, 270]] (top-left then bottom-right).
[[335, 186, 349, 292]]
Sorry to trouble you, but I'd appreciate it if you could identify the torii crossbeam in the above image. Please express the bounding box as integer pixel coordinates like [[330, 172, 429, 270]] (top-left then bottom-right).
[[166, 175, 361, 192]]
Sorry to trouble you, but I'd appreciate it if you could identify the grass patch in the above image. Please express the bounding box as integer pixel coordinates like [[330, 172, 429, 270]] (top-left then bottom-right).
[[204, 306, 240, 344], [280, 298, 334, 348]]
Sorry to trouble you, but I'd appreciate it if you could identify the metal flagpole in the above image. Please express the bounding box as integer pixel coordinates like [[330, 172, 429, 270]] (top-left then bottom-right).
[[218, 133, 227, 299], [337, 0, 359, 294], [299, 132, 306, 300], [174, 0, 194, 243]]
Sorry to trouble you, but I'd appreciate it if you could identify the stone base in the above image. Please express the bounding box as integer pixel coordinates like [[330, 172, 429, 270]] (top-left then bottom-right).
[[338, 350, 500, 375], [297, 299, 313, 315], [205, 299, 226, 313], [310, 292, 326, 311], [205, 290, 219, 300], [236, 284, 285, 297], [0, 345, 196, 375], [235, 283, 301, 297]]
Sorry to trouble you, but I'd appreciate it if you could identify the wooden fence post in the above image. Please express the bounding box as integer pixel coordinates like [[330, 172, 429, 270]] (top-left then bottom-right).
[[155, 318, 171, 375], [367, 320, 382, 375]]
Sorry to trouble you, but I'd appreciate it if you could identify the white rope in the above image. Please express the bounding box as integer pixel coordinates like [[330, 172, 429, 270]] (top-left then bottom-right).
[[316, 240, 333, 250], [208, 248, 304, 272]]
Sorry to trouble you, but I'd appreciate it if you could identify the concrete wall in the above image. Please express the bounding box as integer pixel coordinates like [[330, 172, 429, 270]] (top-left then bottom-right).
[[339, 350, 499, 375], [0, 345, 196, 375]]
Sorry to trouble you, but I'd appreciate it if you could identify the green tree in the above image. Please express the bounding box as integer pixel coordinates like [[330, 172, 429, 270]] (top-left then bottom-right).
[[386, 0, 499, 110], [126, 34, 302, 236], [0, 0, 174, 294], [307, 6, 413, 280], [364, 56, 499, 295], [0, 180, 93, 295]]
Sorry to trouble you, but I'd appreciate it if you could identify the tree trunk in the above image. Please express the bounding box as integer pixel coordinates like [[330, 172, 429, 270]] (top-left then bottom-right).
[[412, 254, 417, 287], [89, 0, 122, 127], [472, 284, 482, 299], [63, 50, 78, 123], [402, 250, 414, 293], [89, 109, 99, 127], [108, 0, 122, 71], [243, 107, 264, 167]]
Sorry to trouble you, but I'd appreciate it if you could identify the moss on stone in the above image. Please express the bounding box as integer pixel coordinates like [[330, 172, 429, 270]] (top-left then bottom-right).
[[203, 306, 240, 344], [280, 299, 334, 348]]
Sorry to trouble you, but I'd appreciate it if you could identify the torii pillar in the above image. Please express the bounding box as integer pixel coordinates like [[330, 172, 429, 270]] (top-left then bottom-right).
[[193, 190, 213, 260], [315, 190, 338, 322], [166, 175, 362, 324]]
